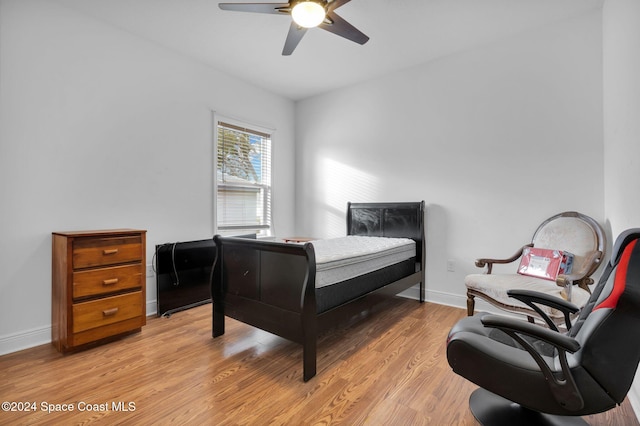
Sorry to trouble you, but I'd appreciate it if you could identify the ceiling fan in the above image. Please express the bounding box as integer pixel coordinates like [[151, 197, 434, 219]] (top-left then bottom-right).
[[218, 0, 369, 55]]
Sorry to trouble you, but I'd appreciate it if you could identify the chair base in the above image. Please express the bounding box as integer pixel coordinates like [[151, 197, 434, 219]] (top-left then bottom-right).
[[469, 388, 587, 426]]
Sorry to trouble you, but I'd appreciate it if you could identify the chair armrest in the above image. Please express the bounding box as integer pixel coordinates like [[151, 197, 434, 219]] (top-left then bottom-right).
[[556, 250, 603, 290], [507, 289, 579, 331], [480, 314, 584, 411], [556, 274, 582, 286], [475, 243, 533, 274], [556, 274, 592, 303], [480, 314, 580, 353]]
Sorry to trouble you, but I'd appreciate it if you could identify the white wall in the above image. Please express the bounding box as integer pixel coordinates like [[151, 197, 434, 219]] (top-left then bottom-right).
[[603, 0, 640, 236], [602, 0, 640, 416], [295, 11, 604, 307], [0, 0, 296, 354]]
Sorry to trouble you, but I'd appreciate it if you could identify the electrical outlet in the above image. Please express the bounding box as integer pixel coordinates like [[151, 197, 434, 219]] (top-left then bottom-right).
[[447, 259, 455, 272], [146, 264, 155, 278]]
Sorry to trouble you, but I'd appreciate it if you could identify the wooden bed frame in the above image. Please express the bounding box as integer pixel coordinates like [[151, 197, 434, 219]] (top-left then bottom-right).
[[211, 201, 426, 381]]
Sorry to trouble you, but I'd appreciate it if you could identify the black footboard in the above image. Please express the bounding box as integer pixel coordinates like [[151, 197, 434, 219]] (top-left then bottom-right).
[[211, 237, 319, 380], [211, 201, 425, 381]]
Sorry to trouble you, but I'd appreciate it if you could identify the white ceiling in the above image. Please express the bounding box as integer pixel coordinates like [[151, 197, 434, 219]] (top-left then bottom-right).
[[55, 0, 603, 101]]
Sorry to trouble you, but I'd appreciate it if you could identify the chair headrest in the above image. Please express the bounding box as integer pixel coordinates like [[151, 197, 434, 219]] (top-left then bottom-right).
[[610, 228, 640, 266]]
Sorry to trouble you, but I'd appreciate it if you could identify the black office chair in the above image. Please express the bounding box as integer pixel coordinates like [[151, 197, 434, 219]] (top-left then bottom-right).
[[447, 228, 640, 425]]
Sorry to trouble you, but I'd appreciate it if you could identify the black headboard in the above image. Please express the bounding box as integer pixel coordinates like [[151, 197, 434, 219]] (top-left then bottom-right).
[[346, 201, 425, 264]]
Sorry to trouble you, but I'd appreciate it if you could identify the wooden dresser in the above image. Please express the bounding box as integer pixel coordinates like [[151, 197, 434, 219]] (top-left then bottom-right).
[[52, 229, 147, 352]]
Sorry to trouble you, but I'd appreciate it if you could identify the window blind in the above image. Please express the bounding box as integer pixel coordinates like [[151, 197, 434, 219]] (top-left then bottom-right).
[[216, 121, 272, 235]]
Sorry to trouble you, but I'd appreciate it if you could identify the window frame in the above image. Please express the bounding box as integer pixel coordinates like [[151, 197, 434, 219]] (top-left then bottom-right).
[[213, 113, 274, 237]]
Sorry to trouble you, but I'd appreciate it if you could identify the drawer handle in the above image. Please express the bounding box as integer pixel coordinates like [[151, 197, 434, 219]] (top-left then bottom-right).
[[102, 278, 119, 286], [103, 308, 119, 317], [103, 249, 119, 255]]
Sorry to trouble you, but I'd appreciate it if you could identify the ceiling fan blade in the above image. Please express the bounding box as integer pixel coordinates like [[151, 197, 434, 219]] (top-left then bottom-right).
[[282, 21, 307, 55], [327, 0, 352, 12], [219, 3, 290, 15], [319, 11, 369, 45]]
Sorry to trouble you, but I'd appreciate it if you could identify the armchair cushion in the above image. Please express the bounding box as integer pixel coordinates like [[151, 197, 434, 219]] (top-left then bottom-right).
[[465, 273, 591, 320]]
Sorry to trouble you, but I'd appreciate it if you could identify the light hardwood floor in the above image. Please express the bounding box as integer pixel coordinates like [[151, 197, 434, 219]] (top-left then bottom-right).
[[0, 299, 637, 425]]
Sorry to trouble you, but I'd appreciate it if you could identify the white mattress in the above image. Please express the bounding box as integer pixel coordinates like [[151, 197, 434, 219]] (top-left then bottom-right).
[[310, 236, 416, 288]]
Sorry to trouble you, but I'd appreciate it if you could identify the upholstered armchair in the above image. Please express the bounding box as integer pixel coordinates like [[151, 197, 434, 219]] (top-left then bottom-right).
[[465, 211, 606, 324]]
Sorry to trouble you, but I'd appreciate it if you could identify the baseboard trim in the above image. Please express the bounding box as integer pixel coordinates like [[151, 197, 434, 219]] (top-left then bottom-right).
[[0, 325, 51, 356], [0, 300, 158, 356], [423, 287, 519, 318], [146, 299, 157, 318], [399, 285, 524, 318], [628, 379, 640, 421]]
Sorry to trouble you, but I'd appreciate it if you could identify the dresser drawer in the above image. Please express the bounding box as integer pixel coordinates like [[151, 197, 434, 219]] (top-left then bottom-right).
[[72, 292, 143, 333], [73, 264, 143, 299], [73, 236, 143, 269]]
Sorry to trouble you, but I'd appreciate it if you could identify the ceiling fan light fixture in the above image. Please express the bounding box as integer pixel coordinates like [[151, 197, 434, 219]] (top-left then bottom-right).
[[291, 1, 326, 28]]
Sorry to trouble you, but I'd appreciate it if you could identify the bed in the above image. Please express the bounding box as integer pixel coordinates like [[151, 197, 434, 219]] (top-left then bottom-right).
[[211, 201, 426, 381]]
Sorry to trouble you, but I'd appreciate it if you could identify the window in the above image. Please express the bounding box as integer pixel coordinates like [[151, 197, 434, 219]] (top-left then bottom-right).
[[215, 119, 272, 237]]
